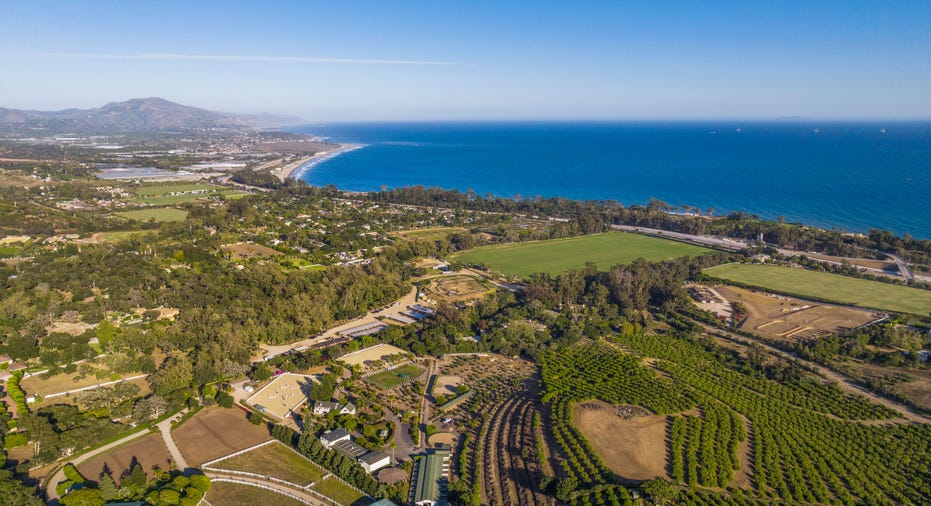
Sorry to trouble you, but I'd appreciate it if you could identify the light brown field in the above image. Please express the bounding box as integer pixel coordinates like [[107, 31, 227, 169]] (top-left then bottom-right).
[[21, 367, 145, 398], [220, 242, 283, 259], [804, 253, 894, 271], [245, 373, 314, 420], [717, 285, 880, 342], [434, 375, 463, 395], [172, 407, 272, 466], [338, 343, 408, 367], [573, 400, 669, 482], [426, 275, 491, 301], [78, 433, 172, 482]]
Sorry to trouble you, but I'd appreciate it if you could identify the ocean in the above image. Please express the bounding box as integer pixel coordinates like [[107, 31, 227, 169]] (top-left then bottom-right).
[[290, 122, 931, 239]]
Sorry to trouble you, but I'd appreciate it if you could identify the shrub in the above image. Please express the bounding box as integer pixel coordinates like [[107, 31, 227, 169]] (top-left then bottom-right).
[[63, 463, 86, 483], [4, 433, 27, 449]]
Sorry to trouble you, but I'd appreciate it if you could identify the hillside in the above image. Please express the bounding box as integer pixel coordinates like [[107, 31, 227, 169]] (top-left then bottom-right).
[[0, 97, 302, 134]]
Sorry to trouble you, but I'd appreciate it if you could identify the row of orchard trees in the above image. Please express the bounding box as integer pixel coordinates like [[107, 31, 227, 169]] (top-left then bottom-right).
[[614, 332, 931, 505], [538, 335, 931, 505], [669, 403, 744, 488]]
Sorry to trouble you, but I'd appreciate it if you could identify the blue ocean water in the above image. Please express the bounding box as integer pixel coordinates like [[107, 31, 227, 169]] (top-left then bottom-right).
[[291, 122, 931, 239]]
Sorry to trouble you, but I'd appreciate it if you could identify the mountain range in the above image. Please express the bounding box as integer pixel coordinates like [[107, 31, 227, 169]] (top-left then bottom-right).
[[0, 98, 303, 134]]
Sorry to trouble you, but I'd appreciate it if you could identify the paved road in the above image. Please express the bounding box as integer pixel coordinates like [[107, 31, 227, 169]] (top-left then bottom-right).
[[383, 407, 416, 461], [256, 286, 419, 361], [700, 323, 931, 424], [417, 358, 437, 449], [612, 224, 931, 283], [156, 410, 190, 471], [883, 251, 915, 281]]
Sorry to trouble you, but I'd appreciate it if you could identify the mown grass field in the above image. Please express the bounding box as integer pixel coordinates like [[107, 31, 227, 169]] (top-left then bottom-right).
[[115, 208, 189, 222], [397, 226, 466, 241], [205, 481, 306, 506], [310, 477, 366, 505], [99, 230, 158, 242], [211, 441, 325, 486], [129, 183, 248, 205], [453, 232, 711, 277], [704, 263, 931, 315], [366, 364, 424, 389]]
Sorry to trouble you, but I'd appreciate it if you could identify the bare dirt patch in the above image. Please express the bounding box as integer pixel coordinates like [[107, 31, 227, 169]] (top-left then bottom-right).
[[425, 274, 492, 302], [716, 285, 880, 342], [573, 400, 669, 482], [172, 407, 273, 466], [339, 343, 409, 367], [221, 242, 283, 259], [78, 433, 171, 482], [434, 375, 463, 395]]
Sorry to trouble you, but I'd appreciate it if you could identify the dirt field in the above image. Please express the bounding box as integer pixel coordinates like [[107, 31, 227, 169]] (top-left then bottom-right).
[[221, 242, 283, 259], [434, 375, 463, 395], [804, 253, 894, 271], [339, 343, 409, 367], [573, 400, 669, 482], [172, 407, 273, 466], [21, 366, 146, 398], [425, 275, 492, 302], [716, 285, 880, 342], [246, 373, 315, 420], [78, 433, 172, 482]]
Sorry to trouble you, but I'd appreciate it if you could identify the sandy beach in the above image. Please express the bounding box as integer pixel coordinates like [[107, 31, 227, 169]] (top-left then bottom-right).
[[272, 143, 364, 182]]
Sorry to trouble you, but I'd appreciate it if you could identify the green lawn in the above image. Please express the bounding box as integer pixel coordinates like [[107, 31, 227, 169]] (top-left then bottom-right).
[[115, 208, 189, 222], [398, 227, 466, 241], [211, 441, 325, 486], [453, 232, 711, 277], [310, 477, 367, 505], [366, 364, 424, 389], [704, 263, 931, 315], [136, 183, 218, 196], [99, 230, 158, 242]]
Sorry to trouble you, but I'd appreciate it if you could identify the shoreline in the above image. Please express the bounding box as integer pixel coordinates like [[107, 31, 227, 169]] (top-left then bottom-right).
[[283, 143, 365, 181]]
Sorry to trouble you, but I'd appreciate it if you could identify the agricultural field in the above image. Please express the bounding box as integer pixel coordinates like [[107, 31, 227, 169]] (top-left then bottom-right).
[[208, 441, 325, 486], [704, 263, 931, 315], [397, 227, 466, 241], [453, 232, 711, 277], [128, 183, 248, 205], [205, 481, 306, 506], [172, 407, 273, 466], [97, 229, 159, 242], [539, 337, 931, 505], [20, 365, 146, 399], [425, 274, 493, 301], [78, 433, 171, 482], [115, 207, 189, 222], [714, 285, 881, 342], [365, 364, 425, 389], [309, 476, 367, 505]]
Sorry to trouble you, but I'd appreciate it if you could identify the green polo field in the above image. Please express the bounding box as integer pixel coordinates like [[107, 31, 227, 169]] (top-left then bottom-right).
[[704, 263, 931, 315], [453, 232, 711, 277]]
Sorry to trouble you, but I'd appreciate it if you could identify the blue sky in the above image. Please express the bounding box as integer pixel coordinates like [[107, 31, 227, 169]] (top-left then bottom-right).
[[1, 0, 928, 120]]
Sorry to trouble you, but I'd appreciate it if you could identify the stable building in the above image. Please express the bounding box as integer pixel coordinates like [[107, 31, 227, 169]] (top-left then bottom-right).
[[410, 447, 451, 506]]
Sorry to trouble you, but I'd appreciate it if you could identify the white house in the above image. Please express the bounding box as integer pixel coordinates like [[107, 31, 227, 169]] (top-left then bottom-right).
[[338, 402, 357, 415], [313, 400, 340, 415], [358, 450, 391, 473], [319, 428, 351, 449]]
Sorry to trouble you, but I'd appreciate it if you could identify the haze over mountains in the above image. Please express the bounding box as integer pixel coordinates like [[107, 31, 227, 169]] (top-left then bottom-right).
[[0, 97, 303, 134]]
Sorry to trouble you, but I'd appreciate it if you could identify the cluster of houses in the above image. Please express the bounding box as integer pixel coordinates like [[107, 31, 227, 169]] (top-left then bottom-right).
[[319, 427, 391, 473]]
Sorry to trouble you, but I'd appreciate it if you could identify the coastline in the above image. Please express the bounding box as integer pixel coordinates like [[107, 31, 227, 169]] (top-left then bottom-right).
[[282, 143, 365, 181]]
